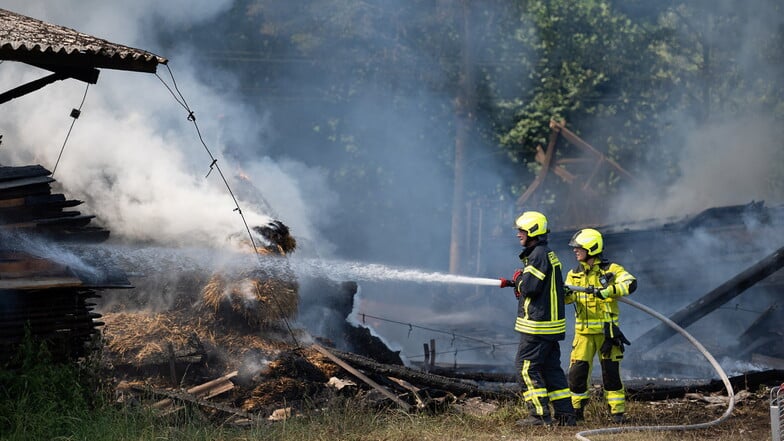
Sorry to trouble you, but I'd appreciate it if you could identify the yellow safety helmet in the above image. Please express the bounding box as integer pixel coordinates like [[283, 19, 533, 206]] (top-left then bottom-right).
[[515, 211, 548, 237], [569, 228, 603, 256]]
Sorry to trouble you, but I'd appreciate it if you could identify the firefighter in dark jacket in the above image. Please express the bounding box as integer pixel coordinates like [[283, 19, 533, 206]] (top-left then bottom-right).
[[502, 211, 575, 426], [565, 228, 636, 424]]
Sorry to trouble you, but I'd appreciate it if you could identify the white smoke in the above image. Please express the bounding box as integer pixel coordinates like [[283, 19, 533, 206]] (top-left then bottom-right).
[[0, 2, 334, 249], [612, 116, 784, 221]]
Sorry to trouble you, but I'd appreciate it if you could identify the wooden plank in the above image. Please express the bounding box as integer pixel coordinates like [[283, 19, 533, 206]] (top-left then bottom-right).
[[0, 197, 24, 208], [0, 175, 54, 190], [47, 228, 111, 244], [0, 312, 101, 330], [0, 183, 52, 200], [153, 370, 239, 409], [312, 343, 412, 411], [0, 214, 94, 229], [35, 214, 94, 227], [0, 276, 83, 290], [0, 208, 82, 224], [0, 165, 51, 182], [0, 254, 69, 278]]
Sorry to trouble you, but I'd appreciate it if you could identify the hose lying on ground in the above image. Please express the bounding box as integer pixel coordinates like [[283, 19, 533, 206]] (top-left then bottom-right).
[[574, 296, 735, 441]]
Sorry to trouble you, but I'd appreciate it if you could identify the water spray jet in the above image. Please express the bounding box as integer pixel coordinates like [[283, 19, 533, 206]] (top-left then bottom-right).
[[291, 257, 505, 287]]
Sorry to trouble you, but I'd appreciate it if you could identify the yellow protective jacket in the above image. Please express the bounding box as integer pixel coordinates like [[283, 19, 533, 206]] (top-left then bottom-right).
[[564, 258, 636, 335]]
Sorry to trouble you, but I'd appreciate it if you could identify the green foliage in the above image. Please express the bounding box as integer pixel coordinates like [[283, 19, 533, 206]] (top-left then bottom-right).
[[0, 332, 92, 439]]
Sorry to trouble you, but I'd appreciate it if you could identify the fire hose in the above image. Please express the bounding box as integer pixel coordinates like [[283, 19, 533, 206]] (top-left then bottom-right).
[[562, 284, 735, 441]]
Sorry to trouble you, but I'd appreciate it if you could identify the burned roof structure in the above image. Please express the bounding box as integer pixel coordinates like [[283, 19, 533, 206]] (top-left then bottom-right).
[[0, 7, 167, 104], [0, 8, 166, 363]]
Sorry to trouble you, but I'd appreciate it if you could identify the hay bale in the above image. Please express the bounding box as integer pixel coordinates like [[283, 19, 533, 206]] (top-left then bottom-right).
[[200, 270, 298, 329]]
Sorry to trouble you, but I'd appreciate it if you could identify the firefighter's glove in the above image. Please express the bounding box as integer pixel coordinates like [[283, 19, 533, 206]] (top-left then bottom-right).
[[601, 323, 631, 357], [512, 269, 524, 299], [593, 285, 613, 299]]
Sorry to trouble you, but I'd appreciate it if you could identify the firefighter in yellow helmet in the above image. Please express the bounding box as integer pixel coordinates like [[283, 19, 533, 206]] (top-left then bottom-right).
[[502, 211, 575, 426], [565, 228, 636, 424]]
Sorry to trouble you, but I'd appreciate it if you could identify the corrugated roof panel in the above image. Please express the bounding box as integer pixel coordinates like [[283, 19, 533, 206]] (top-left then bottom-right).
[[0, 8, 167, 73]]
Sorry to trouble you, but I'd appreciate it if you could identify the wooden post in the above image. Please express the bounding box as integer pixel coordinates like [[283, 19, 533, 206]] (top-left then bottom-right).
[[423, 343, 430, 371], [167, 342, 177, 386], [429, 339, 436, 369]]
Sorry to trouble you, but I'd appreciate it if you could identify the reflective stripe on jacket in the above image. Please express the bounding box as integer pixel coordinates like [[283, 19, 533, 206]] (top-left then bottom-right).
[[514, 240, 567, 340], [564, 259, 636, 335]]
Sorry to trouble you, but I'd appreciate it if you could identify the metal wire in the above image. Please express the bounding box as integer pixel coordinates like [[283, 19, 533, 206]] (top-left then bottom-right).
[[51, 83, 90, 177], [155, 64, 301, 348]]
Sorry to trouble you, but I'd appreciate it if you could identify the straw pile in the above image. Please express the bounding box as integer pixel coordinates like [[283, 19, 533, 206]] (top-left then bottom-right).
[[200, 269, 298, 329], [100, 310, 296, 368], [200, 220, 300, 329]]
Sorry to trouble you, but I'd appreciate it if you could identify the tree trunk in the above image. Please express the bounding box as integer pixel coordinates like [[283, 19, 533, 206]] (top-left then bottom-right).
[[449, 0, 475, 275]]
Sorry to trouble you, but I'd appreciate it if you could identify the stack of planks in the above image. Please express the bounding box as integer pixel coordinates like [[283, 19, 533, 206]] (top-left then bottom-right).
[[0, 164, 131, 363]]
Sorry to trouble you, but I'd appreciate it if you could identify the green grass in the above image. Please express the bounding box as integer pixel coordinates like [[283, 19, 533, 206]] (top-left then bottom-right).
[[0, 337, 772, 441]]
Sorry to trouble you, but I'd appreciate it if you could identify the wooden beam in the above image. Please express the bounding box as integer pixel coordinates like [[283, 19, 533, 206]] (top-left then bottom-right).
[[0, 72, 67, 105], [516, 126, 560, 206], [312, 343, 412, 411], [153, 370, 239, 410], [550, 119, 637, 182], [30, 63, 100, 84], [632, 245, 784, 350]]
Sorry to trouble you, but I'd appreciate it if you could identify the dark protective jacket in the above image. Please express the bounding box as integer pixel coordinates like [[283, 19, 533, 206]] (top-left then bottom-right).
[[513, 239, 567, 341]]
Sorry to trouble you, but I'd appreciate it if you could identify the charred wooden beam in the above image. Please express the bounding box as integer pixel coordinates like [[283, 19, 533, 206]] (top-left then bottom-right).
[[626, 369, 784, 401], [632, 245, 784, 350], [326, 347, 516, 400], [312, 343, 413, 411]]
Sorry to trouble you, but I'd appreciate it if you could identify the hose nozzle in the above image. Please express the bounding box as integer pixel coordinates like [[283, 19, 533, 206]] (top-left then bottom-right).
[[499, 278, 515, 288]]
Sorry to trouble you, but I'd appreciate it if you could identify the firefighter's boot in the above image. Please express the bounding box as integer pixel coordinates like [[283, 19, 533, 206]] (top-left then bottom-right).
[[574, 399, 589, 421], [555, 413, 577, 426], [611, 413, 627, 424], [516, 401, 552, 426], [515, 414, 552, 426]]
